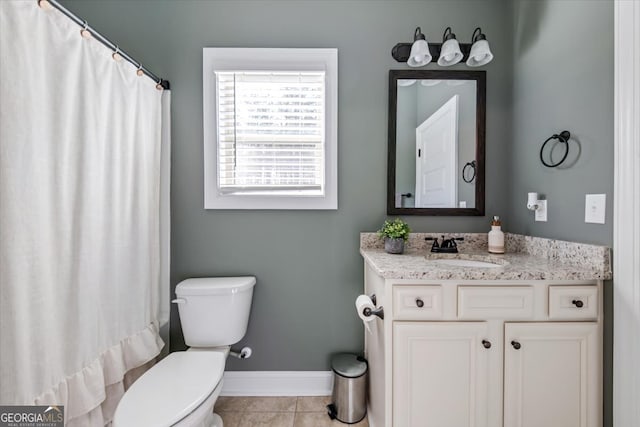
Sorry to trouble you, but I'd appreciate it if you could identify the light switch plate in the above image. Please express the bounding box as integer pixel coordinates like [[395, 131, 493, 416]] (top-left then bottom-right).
[[535, 200, 547, 222], [585, 194, 606, 224]]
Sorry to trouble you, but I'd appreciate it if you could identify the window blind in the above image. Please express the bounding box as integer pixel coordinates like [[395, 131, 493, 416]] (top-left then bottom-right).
[[216, 71, 325, 195]]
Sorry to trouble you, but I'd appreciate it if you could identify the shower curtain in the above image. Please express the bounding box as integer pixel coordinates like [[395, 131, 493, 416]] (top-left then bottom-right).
[[0, 2, 170, 426]]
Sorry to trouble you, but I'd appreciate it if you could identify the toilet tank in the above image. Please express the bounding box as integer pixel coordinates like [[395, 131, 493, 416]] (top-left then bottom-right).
[[175, 277, 256, 347]]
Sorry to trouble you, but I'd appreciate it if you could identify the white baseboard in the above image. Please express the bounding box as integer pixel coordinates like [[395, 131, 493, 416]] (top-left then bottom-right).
[[220, 371, 333, 397]]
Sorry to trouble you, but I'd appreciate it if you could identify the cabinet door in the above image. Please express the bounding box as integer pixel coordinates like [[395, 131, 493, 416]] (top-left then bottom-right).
[[393, 322, 492, 427], [504, 323, 600, 427]]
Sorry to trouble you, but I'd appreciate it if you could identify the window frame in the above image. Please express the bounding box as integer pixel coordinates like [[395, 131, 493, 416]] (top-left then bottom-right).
[[203, 48, 338, 210]]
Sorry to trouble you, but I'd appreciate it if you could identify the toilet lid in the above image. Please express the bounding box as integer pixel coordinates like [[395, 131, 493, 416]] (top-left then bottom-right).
[[113, 351, 225, 427]]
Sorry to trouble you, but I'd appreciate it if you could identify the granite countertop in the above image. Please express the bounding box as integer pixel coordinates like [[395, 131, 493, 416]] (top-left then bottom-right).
[[360, 233, 612, 281]]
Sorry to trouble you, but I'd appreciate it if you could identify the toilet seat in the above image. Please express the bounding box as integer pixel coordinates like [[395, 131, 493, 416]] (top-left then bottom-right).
[[113, 351, 225, 427]]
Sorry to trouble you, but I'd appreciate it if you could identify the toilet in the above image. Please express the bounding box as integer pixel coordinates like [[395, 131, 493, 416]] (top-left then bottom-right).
[[113, 276, 256, 427]]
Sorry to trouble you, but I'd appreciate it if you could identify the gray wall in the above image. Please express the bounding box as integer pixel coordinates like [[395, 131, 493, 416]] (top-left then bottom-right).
[[508, 0, 614, 246], [57, 0, 613, 423], [62, 0, 513, 371], [508, 1, 614, 424]]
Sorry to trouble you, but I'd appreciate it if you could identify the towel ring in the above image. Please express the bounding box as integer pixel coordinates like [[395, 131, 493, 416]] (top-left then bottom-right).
[[462, 160, 476, 183], [540, 130, 571, 168]]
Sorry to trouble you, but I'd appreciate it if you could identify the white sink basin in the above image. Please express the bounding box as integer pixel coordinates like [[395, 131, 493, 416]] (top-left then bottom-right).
[[429, 259, 504, 268]]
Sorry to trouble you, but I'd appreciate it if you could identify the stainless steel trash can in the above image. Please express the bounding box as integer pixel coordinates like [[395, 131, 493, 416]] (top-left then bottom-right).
[[327, 353, 368, 424]]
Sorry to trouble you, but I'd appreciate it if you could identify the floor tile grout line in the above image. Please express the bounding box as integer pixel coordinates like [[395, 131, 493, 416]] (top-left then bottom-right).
[[216, 396, 368, 425]]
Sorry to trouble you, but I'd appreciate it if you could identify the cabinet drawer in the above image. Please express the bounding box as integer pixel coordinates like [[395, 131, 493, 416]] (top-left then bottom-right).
[[549, 285, 598, 320], [393, 285, 443, 320], [458, 286, 534, 319]]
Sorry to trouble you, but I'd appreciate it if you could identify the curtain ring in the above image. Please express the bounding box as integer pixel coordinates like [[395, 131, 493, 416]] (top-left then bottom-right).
[[136, 63, 144, 77], [540, 130, 571, 168], [112, 46, 122, 62], [80, 21, 92, 39], [38, 0, 53, 10], [156, 79, 164, 90]]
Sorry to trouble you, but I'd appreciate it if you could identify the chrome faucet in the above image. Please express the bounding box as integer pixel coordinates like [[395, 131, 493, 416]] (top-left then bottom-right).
[[425, 235, 464, 253]]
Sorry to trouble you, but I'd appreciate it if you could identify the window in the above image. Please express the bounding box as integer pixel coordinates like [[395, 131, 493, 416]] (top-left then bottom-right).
[[216, 71, 324, 195], [203, 48, 338, 209]]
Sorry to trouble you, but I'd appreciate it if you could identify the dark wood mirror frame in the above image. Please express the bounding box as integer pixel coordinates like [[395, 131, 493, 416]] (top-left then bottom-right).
[[387, 69, 486, 216]]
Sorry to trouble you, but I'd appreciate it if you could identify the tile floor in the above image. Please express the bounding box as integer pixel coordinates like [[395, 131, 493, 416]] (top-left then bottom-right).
[[214, 396, 369, 427]]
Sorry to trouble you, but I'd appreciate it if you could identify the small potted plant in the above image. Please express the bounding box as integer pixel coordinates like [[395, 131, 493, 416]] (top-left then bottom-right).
[[378, 218, 410, 254]]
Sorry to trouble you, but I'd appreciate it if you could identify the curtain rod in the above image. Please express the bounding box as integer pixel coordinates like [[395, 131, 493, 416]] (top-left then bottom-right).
[[40, 0, 170, 90]]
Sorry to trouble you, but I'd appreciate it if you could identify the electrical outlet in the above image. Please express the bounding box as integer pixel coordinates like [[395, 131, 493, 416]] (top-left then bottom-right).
[[535, 200, 547, 222], [585, 194, 606, 224]]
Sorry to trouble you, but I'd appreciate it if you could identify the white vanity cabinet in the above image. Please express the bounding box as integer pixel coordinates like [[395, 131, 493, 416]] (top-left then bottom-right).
[[393, 322, 493, 427], [363, 266, 603, 427], [503, 322, 600, 427]]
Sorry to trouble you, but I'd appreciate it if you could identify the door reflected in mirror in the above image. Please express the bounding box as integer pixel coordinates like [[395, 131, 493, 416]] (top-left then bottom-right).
[[388, 70, 485, 215]]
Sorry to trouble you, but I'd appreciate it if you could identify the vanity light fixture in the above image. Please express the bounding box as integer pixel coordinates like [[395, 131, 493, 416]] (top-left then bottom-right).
[[407, 27, 432, 67], [421, 79, 442, 87], [397, 79, 417, 87], [466, 27, 493, 67], [391, 26, 493, 67], [437, 27, 463, 66]]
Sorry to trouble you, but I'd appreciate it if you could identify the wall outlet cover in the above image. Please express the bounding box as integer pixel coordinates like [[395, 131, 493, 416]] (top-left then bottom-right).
[[535, 200, 548, 222], [585, 194, 606, 224]]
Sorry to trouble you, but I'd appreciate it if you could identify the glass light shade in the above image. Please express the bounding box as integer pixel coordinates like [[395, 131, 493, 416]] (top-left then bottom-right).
[[466, 39, 494, 67], [420, 79, 441, 87], [437, 38, 463, 66], [397, 79, 417, 87], [407, 39, 432, 67]]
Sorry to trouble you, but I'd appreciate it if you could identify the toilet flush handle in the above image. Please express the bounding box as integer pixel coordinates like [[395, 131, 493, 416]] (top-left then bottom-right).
[[171, 298, 186, 304]]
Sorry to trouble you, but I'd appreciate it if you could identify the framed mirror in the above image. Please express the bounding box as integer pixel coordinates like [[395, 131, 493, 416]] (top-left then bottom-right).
[[387, 70, 485, 215]]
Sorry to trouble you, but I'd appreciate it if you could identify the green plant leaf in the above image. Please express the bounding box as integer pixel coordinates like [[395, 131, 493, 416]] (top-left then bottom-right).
[[377, 218, 410, 241]]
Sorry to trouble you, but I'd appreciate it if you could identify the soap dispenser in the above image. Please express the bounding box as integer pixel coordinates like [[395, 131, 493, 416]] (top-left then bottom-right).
[[488, 216, 505, 254]]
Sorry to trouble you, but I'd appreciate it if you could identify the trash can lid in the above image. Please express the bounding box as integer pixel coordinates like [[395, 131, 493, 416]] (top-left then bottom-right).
[[331, 353, 368, 378]]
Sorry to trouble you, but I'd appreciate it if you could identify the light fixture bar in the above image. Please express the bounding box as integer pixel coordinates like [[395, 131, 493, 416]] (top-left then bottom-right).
[[391, 41, 473, 64], [392, 26, 492, 67]]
